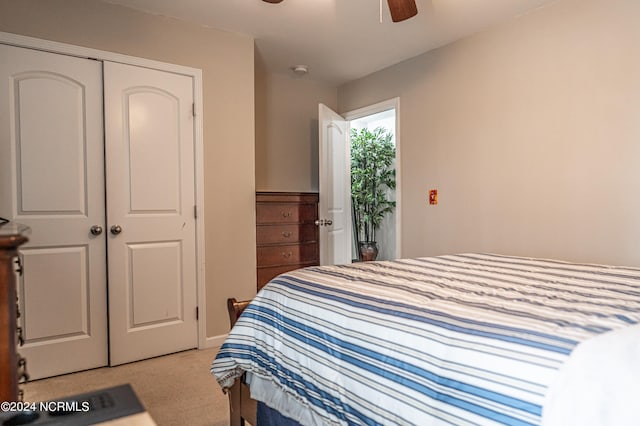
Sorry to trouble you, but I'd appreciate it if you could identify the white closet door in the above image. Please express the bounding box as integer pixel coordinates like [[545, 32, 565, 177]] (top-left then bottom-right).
[[104, 62, 198, 365], [0, 44, 108, 379]]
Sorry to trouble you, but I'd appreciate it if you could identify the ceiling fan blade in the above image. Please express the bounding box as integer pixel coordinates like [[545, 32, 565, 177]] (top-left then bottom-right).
[[262, 0, 284, 3], [387, 0, 418, 22]]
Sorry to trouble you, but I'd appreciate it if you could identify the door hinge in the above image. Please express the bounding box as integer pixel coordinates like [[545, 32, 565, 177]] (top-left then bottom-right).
[[192, 103, 196, 117], [194, 205, 198, 219], [196, 306, 199, 320]]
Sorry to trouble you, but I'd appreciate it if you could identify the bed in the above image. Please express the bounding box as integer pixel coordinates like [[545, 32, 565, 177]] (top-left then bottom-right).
[[211, 253, 640, 425]]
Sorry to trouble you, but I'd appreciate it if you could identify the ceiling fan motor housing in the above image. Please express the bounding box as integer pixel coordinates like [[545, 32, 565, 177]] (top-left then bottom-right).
[[261, 0, 418, 23]]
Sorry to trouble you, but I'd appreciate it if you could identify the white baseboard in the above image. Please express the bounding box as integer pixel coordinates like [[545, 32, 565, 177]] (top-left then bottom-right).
[[203, 333, 228, 349]]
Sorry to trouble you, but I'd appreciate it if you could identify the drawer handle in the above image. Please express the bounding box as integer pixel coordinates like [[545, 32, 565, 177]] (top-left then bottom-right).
[[17, 326, 24, 346], [282, 231, 292, 238], [17, 355, 29, 383], [281, 211, 292, 218], [282, 251, 292, 258], [14, 256, 24, 276]]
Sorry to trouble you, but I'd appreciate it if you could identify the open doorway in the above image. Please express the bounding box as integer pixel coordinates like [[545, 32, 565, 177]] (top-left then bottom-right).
[[317, 98, 400, 265], [344, 98, 400, 261]]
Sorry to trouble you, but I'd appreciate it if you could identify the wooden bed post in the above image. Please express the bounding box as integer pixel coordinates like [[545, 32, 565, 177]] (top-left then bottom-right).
[[229, 379, 244, 426], [226, 298, 256, 426], [227, 298, 251, 328]]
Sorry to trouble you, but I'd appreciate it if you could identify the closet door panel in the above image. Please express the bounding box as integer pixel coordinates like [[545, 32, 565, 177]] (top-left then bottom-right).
[[0, 44, 108, 379], [15, 74, 86, 213], [20, 247, 89, 340], [127, 90, 181, 212], [104, 62, 198, 366]]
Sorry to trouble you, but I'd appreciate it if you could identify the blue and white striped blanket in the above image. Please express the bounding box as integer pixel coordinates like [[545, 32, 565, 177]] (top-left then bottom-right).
[[211, 254, 640, 425]]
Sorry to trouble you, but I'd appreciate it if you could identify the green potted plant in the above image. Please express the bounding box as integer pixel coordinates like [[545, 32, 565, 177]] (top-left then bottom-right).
[[350, 127, 396, 261]]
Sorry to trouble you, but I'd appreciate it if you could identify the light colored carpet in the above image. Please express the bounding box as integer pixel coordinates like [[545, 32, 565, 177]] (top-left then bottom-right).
[[22, 347, 229, 426]]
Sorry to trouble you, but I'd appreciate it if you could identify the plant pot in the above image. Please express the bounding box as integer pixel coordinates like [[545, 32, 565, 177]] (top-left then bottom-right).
[[358, 241, 378, 262]]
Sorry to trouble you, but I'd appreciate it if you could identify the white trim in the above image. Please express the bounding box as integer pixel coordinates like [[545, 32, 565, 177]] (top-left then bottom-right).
[[205, 334, 228, 349], [192, 71, 208, 351], [0, 31, 198, 76], [0, 31, 208, 349], [344, 97, 402, 259], [343, 98, 398, 122]]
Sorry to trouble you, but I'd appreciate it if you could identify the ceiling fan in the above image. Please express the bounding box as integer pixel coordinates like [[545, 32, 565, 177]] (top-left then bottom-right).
[[262, 0, 418, 23]]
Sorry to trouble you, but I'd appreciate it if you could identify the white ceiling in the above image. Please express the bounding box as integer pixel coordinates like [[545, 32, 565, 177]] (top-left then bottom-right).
[[102, 0, 556, 85]]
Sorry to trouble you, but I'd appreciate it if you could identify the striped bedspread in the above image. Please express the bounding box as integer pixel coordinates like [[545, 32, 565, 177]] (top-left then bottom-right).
[[211, 254, 640, 425]]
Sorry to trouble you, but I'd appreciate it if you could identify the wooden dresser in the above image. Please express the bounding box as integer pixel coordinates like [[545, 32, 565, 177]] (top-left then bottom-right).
[[0, 223, 29, 402], [256, 192, 319, 290]]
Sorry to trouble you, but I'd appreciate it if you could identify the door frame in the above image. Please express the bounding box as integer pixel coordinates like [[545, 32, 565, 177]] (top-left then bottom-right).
[[343, 97, 402, 259], [0, 31, 208, 349]]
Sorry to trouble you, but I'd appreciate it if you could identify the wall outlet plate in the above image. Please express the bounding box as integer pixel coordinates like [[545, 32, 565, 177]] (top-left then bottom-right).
[[429, 189, 438, 205]]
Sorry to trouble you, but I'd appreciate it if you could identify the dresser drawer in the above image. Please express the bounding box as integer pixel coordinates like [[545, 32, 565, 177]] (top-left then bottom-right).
[[257, 243, 318, 267], [256, 193, 318, 204], [256, 203, 316, 224], [255, 192, 319, 291], [256, 224, 317, 245]]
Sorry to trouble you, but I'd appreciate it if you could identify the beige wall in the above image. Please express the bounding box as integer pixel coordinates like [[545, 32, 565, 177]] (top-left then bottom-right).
[[0, 0, 257, 337], [255, 56, 337, 192], [339, 0, 640, 266]]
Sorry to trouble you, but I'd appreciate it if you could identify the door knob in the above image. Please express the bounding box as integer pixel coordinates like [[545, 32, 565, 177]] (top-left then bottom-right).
[[110, 225, 123, 235], [325, 219, 333, 226], [90, 225, 103, 236], [315, 219, 323, 226]]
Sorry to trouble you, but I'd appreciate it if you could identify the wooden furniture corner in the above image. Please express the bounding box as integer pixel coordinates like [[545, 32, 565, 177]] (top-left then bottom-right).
[[0, 224, 29, 402], [226, 298, 256, 426]]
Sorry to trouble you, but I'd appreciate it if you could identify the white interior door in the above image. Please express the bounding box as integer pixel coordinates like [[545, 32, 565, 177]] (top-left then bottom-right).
[[318, 104, 352, 265], [104, 62, 198, 365], [0, 44, 108, 379]]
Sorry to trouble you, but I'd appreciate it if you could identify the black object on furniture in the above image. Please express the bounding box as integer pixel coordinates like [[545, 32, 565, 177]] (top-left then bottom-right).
[[0, 384, 149, 425]]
